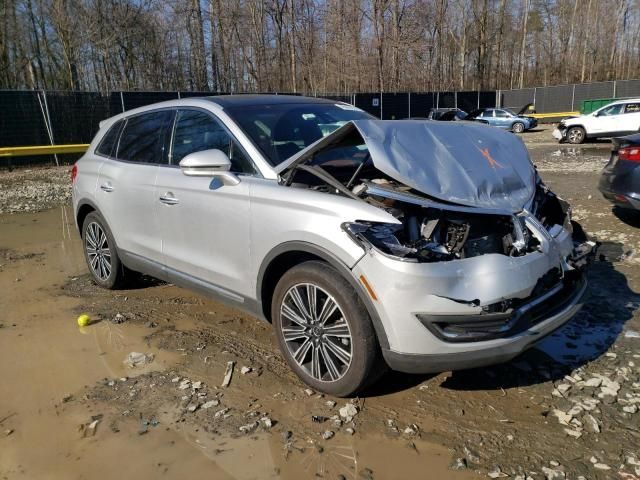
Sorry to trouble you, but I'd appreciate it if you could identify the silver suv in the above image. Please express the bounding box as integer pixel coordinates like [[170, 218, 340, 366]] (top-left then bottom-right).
[[73, 95, 594, 396]]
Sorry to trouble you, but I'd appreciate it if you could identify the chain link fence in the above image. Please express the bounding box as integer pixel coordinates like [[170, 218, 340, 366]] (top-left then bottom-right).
[[499, 79, 640, 113], [2, 79, 639, 167]]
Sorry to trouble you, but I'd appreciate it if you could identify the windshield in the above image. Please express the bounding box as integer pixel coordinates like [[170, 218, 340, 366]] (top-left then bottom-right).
[[224, 102, 373, 166]]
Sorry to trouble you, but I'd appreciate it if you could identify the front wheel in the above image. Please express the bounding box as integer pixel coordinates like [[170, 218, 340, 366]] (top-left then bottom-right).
[[566, 126, 586, 144], [272, 261, 380, 397], [82, 211, 126, 289], [511, 121, 525, 133]]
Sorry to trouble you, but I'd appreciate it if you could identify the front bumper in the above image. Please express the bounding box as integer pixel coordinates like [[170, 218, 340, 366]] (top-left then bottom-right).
[[352, 225, 595, 374], [384, 273, 587, 373], [552, 126, 566, 141]]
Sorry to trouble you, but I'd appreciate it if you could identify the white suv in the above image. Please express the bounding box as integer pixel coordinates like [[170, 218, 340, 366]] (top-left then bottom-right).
[[553, 98, 640, 144], [72, 95, 593, 396]]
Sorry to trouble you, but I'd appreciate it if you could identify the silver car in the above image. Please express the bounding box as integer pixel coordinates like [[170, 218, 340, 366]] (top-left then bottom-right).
[[72, 95, 594, 396]]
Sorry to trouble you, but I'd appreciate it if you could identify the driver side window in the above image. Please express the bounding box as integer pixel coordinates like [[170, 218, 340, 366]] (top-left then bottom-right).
[[599, 104, 623, 116], [172, 109, 257, 175]]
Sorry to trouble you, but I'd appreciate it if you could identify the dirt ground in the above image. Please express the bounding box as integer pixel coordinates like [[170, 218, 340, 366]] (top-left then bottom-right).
[[2, 125, 640, 480]]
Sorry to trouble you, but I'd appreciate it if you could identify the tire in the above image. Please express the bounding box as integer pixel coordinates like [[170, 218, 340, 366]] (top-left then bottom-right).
[[271, 261, 380, 397], [511, 121, 525, 133], [566, 126, 586, 144], [82, 211, 126, 289]]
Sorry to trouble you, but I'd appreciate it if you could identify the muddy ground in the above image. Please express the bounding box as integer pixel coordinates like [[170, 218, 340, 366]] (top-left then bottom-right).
[[1, 125, 640, 480]]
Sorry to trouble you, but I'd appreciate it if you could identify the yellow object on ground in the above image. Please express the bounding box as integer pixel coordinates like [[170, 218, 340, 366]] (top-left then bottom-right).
[[77, 314, 91, 327], [0, 144, 89, 157]]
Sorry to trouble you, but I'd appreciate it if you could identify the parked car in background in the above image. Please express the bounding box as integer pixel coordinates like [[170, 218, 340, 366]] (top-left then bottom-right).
[[72, 95, 593, 396], [434, 109, 468, 121], [554, 99, 640, 144], [435, 110, 489, 124], [427, 108, 466, 120], [466, 108, 537, 133], [598, 133, 640, 210]]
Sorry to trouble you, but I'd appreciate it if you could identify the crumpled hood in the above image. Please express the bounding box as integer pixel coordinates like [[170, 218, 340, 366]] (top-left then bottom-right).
[[276, 119, 536, 212]]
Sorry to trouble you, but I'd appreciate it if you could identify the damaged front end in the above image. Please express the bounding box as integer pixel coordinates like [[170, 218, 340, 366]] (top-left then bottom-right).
[[340, 180, 594, 343], [278, 119, 595, 350]]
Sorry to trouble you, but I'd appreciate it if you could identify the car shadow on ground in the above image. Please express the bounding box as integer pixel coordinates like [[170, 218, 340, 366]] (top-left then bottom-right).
[[362, 241, 640, 396], [124, 273, 167, 290]]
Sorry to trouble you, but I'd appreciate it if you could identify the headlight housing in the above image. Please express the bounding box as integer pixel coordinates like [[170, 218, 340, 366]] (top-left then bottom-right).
[[342, 221, 415, 257]]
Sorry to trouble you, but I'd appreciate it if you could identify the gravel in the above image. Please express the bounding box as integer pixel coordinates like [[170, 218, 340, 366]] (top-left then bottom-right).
[[0, 166, 72, 214]]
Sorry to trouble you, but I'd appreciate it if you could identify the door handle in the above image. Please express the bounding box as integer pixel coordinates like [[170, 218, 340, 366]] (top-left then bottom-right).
[[100, 182, 114, 192], [159, 192, 179, 205]]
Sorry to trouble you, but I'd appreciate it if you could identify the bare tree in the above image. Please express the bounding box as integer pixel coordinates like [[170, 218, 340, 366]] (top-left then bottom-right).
[[2, 0, 639, 93]]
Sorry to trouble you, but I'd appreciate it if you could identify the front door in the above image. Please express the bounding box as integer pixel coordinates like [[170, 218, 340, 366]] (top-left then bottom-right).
[[493, 109, 512, 129], [591, 103, 624, 135], [155, 108, 259, 299]]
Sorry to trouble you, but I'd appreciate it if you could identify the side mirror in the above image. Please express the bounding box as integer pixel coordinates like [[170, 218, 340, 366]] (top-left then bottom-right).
[[179, 149, 240, 186]]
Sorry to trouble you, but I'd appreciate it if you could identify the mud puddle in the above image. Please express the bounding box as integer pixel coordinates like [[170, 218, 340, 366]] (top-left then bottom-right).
[[0, 207, 475, 479]]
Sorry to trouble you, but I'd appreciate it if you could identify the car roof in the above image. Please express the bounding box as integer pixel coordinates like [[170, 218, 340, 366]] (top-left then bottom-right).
[[203, 94, 337, 108], [99, 95, 344, 128]]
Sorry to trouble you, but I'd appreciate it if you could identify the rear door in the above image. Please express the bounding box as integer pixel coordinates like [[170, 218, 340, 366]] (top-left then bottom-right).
[[480, 109, 496, 126], [621, 102, 640, 133], [155, 108, 259, 298], [96, 109, 174, 263]]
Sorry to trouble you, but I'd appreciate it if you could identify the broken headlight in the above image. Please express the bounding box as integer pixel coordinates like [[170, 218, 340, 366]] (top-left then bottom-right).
[[342, 221, 416, 257]]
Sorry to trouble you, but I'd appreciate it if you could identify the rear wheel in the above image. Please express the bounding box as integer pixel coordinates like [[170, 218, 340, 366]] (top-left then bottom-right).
[[511, 121, 525, 133], [567, 126, 586, 144], [82, 211, 126, 289], [272, 261, 380, 397]]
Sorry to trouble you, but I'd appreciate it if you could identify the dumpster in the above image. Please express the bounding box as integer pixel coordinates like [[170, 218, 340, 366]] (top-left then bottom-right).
[[581, 98, 618, 114]]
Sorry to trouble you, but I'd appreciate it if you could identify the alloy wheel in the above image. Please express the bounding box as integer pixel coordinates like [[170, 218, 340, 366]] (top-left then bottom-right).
[[568, 128, 584, 143], [85, 221, 112, 281], [280, 283, 352, 382]]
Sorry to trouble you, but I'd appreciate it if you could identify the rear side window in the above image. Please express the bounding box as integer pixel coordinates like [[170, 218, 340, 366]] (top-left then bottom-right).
[[172, 109, 256, 174], [624, 103, 640, 114], [95, 120, 123, 157], [116, 110, 174, 164]]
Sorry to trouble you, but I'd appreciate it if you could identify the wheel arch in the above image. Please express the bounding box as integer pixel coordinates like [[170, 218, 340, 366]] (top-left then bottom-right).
[[257, 242, 389, 350], [566, 123, 586, 132], [76, 199, 100, 234]]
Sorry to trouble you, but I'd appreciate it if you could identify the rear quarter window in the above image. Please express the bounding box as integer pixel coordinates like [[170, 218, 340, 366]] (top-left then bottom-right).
[[95, 120, 123, 157], [624, 103, 640, 114]]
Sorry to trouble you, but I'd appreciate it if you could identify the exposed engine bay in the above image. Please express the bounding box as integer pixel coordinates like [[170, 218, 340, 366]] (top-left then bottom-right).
[[280, 126, 583, 264]]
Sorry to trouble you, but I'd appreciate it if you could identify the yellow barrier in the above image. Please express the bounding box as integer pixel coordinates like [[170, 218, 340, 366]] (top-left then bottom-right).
[[0, 144, 89, 157], [529, 111, 579, 119]]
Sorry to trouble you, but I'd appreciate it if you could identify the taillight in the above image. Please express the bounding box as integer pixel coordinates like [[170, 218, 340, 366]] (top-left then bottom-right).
[[619, 146, 640, 162], [71, 164, 78, 183]]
